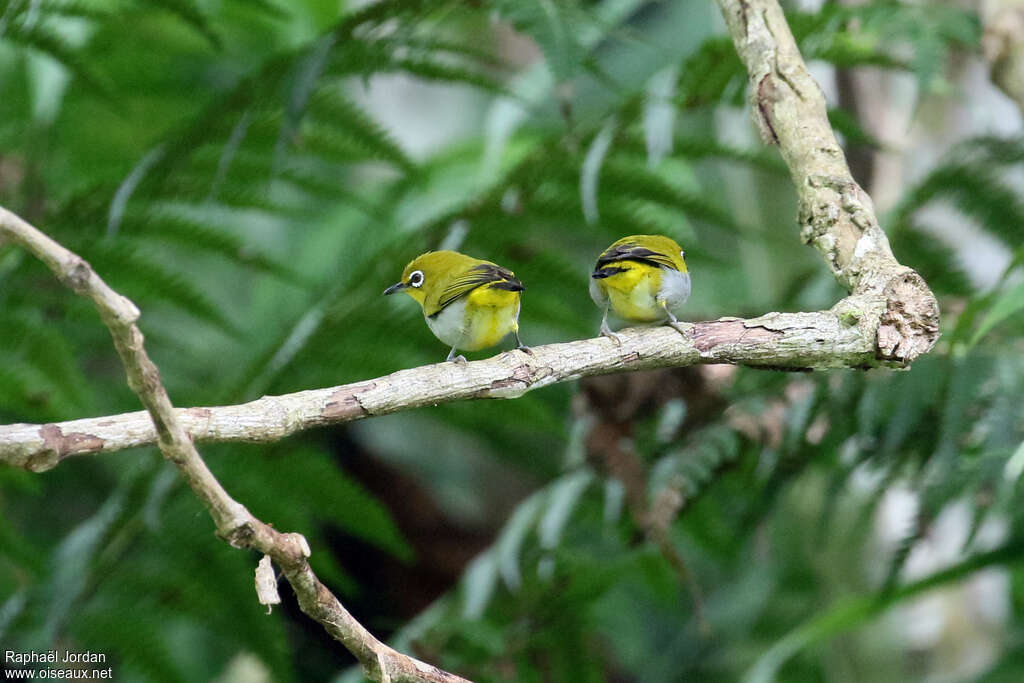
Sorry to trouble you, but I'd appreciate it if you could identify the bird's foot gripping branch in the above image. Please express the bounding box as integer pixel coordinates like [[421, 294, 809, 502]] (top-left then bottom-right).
[[3, 305, 924, 470]]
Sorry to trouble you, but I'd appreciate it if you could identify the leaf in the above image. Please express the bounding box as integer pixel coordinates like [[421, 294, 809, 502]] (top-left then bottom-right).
[[496, 0, 582, 83], [138, 0, 222, 50], [461, 551, 499, 619], [677, 36, 745, 108], [42, 489, 127, 640], [744, 538, 1024, 683], [643, 65, 679, 166], [107, 145, 168, 237], [124, 206, 308, 284], [828, 107, 883, 149], [85, 242, 242, 337], [0, 311, 90, 413], [275, 33, 337, 176], [889, 222, 973, 297], [580, 116, 617, 224], [496, 491, 545, 591], [538, 469, 595, 549], [1, 15, 111, 97], [895, 163, 1024, 251], [970, 279, 1024, 347], [307, 84, 414, 171]]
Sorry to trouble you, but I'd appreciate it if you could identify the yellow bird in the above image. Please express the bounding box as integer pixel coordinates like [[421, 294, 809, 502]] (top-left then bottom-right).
[[589, 234, 691, 340], [384, 251, 527, 362]]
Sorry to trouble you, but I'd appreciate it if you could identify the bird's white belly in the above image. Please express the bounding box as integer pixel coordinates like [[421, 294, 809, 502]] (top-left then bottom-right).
[[426, 299, 468, 348], [660, 268, 691, 318], [426, 297, 519, 351]]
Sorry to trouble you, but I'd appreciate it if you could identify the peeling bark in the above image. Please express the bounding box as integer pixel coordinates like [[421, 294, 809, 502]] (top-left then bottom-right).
[[714, 0, 940, 358], [1, 313, 880, 468]]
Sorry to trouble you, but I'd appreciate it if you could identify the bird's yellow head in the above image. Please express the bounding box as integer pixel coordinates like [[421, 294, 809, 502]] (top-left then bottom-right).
[[383, 251, 482, 309]]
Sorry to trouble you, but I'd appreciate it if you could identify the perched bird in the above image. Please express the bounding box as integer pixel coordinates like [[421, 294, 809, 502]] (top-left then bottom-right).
[[589, 234, 691, 341], [384, 251, 527, 362]]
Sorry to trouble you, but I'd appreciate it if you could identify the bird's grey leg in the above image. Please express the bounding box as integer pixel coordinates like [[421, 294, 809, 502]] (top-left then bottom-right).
[[600, 304, 623, 346], [446, 346, 467, 363], [660, 300, 688, 337], [513, 326, 532, 355]]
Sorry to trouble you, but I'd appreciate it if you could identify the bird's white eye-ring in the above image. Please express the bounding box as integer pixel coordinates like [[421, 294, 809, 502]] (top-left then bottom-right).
[[409, 270, 424, 288], [680, 250, 686, 259]]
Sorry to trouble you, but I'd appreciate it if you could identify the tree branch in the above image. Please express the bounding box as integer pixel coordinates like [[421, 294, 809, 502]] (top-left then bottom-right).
[[5, 309, 882, 469], [714, 0, 939, 358], [0, 204, 471, 683]]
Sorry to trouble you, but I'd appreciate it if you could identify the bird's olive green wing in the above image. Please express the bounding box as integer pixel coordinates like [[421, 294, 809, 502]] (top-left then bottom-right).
[[594, 239, 680, 272], [430, 263, 524, 316]]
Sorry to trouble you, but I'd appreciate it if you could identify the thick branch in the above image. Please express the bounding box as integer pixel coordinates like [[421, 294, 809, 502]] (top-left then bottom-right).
[[714, 0, 939, 358], [0, 205, 470, 683], [3, 307, 883, 469]]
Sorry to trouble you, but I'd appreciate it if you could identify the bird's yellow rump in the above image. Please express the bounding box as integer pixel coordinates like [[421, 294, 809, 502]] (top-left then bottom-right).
[[590, 234, 691, 339], [384, 251, 527, 362]]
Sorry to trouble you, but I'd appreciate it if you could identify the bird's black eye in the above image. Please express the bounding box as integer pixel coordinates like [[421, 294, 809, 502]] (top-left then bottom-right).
[[409, 270, 424, 288]]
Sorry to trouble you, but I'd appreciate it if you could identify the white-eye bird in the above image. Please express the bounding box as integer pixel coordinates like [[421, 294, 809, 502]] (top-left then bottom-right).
[[384, 251, 528, 362], [589, 234, 691, 340]]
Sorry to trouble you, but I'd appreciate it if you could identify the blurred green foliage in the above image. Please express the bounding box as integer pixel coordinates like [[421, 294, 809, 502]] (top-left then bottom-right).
[[0, 0, 1022, 682]]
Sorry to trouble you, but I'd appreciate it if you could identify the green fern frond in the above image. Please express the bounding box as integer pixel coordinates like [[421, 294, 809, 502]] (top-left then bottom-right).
[[791, 2, 979, 88], [676, 36, 744, 108], [671, 135, 787, 172], [227, 445, 414, 561], [889, 223, 973, 297], [0, 311, 90, 412], [188, 144, 392, 218], [75, 606, 192, 683], [121, 207, 308, 284], [650, 427, 742, 504], [383, 56, 511, 96], [224, 0, 286, 18], [747, 538, 1024, 683], [307, 85, 415, 170], [161, 173, 307, 214], [0, 17, 110, 97], [598, 159, 745, 233], [493, 0, 582, 83], [894, 163, 1024, 250], [953, 135, 1024, 166], [84, 242, 241, 337], [137, 0, 222, 49], [333, 0, 442, 39], [828, 108, 884, 149], [398, 35, 507, 70], [10, 0, 111, 20], [0, 363, 42, 420]]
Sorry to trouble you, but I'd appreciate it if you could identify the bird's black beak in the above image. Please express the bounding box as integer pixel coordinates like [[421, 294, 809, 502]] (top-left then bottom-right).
[[383, 281, 407, 296]]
